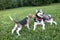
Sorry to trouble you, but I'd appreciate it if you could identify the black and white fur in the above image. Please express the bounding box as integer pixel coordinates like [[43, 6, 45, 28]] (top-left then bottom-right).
[[43, 15, 57, 25], [9, 16, 30, 36], [33, 9, 57, 30], [33, 9, 45, 30]]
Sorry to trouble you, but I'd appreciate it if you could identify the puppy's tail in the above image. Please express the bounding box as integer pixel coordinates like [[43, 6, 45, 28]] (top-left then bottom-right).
[[9, 16, 17, 23]]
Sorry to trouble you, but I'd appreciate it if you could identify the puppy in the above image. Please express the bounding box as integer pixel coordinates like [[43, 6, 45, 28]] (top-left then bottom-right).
[[33, 9, 57, 30], [43, 14, 57, 25], [33, 9, 45, 30], [33, 16, 45, 30], [9, 14, 33, 36], [33, 15, 57, 30]]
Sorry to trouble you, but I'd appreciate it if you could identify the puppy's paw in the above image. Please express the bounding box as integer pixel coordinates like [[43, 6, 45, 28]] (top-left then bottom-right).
[[55, 23, 57, 25], [18, 34, 21, 36], [33, 29, 35, 31], [42, 28, 45, 30]]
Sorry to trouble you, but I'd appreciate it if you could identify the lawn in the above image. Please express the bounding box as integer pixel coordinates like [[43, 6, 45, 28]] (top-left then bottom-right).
[[0, 3, 60, 40]]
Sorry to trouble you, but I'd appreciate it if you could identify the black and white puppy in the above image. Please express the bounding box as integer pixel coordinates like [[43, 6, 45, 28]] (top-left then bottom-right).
[[33, 9, 57, 30], [43, 14, 57, 25], [9, 14, 33, 36], [33, 9, 45, 30]]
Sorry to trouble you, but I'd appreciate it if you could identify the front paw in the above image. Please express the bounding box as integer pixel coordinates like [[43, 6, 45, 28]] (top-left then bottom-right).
[[33, 28, 35, 30]]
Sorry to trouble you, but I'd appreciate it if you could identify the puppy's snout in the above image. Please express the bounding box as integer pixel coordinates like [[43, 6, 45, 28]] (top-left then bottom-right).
[[28, 14, 33, 18]]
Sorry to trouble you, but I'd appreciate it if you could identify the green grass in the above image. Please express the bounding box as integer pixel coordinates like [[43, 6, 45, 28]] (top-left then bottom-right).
[[0, 3, 60, 40]]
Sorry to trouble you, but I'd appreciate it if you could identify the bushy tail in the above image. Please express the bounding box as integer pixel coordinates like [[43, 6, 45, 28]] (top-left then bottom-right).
[[9, 16, 17, 23]]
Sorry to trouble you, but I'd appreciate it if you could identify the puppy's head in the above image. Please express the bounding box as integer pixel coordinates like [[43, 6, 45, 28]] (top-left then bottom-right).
[[28, 14, 35, 18], [48, 14, 51, 18], [36, 9, 44, 15]]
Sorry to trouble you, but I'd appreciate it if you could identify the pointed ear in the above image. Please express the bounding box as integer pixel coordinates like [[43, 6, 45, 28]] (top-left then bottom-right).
[[36, 9, 38, 13]]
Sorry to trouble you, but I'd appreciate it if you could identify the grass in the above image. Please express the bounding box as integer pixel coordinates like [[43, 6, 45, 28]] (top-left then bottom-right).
[[0, 3, 60, 40]]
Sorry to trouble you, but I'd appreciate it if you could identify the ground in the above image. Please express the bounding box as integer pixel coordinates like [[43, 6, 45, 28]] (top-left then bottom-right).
[[0, 3, 60, 40]]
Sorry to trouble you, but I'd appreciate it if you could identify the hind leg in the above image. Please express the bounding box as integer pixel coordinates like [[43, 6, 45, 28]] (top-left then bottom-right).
[[47, 18, 57, 25], [46, 18, 53, 25], [53, 21, 57, 25], [16, 25, 22, 36], [12, 24, 17, 34], [49, 18, 57, 25]]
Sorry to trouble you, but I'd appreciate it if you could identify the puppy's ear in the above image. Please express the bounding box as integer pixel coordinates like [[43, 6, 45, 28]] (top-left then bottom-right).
[[36, 9, 38, 13]]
